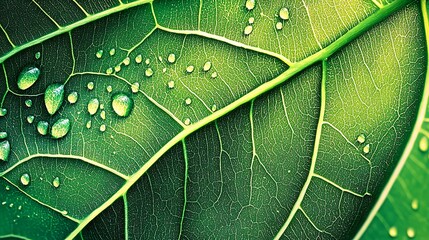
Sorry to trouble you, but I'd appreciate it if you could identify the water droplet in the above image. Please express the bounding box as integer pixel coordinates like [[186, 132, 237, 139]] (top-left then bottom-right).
[[52, 177, 60, 188], [276, 22, 283, 30], [0, 108, 7, 117], [67, 91, 78, 104], [37, 121, 49, 136], [279, 7, 290, 20], [35, 52, 41, 60], [145, 58, 150, 65], [0, 140, 10, 161], [96, 50, 103, 59], [185, 98, 192, 105], [114, 65, 121, 73], [411, 199, 419, 210], [112, 93, 134, 117], [100, 104, 104, 110], [106, 67, 113, 75], [357, 134, 366, 144], [44, 84, 64, 115], [186, 65, 195, 73], [25, 99, 32, 108], [145, 68, 153, 77], [419, 136, 428, 152], [17, 66, 41, 90], [26, 115, 34, 124], [162, 67, 167, 73], [87, 98, 100, 115], [135, 54, 142, 64], [50, 118, 71, 139], [245, 0, 255, 10], [407, 228, 415, 238], [99, 124, 106, 132], [211, 72, 218, 78], [249, 17, 255, 24], [1, 202, 5, 205], [203, 61, 212, 72], [167, 53, 176, 63], [61, 210, 68, 215], [0, 132, 7, 139], [18, 205, 22, 210], [167, 80, 175, 89], [20, 173, 30, 186], [100, 110, 106, 120], [86, 120, 92, 129], [123, 57, 131, 66], [363, 144, 370, 154], [389, 226, 398, 238], [211, 104, 217, 112], [9, 203, 13, 208], [244, 25, 253, 35], [109, 48, 116, 56], [107, 85, 113, 93], [158, 56, 163, 62], [131, 82, 140, 93], [5, 185, 10, 190], [184, 118, 191, 126]]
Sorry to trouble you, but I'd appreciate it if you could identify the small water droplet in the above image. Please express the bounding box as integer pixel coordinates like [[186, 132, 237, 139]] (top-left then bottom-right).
[[52, 177, 60, 188], [37, 121, 49, 136], [114, 65, 121, 73], [106, 67, 113, 75], [389, 226, 398, 238], [135, 54, 142, 64], [279, 7, 290, 20], [211, 104, 217, 112], [61, 210, 68, 215], [87, 98, 100, 115], [35, 52, 41, 60], [419, 136, 428, 152], [17, 66, 41, 90], [407, 228, 415, 238], [158, 56, 163, 62], [44, 84, 64, 115], [67, 92, 78, 104], [99, 124, 106, 132], [131, 82, 140, 93], [168, 53, 176, 63], [0, 108, 7, 117], [25, 99, 32, 108], [357, 134, 366, 144], [185, 98, 192, 105], [0, 140, 10, 161], [107, 85, 113, 93], [363, 144, 370, 154], [276, 22, 283, 30], [249, 17, 255, 24], [20, 173, 30, 186], [100, 110, 106, 120], [167, 80, 175, 89], [186, 65, 195, 73], [86, 120, 92, 129], [211, 72, 218, 78], [162, 67, 167, 73], [245, 0, 255, 10], [0, 132, 7, 139], [96, 50, 103, 59], [411, 199, 419, 210], [109, 48, 116, 56], [9, 203, 13, 208], [203, 61, 212, 72], [100, 104, 104, 110], [145, 68, 153, 77], [184, 118, 191, 126], [123, 57, 131, 66], [26, 115, 34, 124], [1, 202, 5, 205], [244, 25, 253, 35], [50, 118, 71, 139], [145, 58, 150, 65], [112, 93, 134, 117], [18, 205, 22, 210], [5, 185, 10, 190]]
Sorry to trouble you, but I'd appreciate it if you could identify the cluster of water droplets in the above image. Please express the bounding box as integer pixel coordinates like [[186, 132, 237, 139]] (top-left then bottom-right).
[[356, 133, 370, 155], [243, 0, 290, 36]]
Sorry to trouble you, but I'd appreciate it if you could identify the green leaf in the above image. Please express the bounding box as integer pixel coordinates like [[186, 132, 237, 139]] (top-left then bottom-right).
[[0, 0, 427, 239]]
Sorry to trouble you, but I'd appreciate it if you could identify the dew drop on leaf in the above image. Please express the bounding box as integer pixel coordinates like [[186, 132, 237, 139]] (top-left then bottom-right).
[[67, 91, 78, 104], [388, 226, 398, 238], [244, 25, 253, 35], [35, 52, 41, 60], [112, 93, 134, 117], [276, 22, 283, 30], [37, 121, 49, 136], [411, 199, 419, 210], [249, 17, 255, 24], [86, 120, 92, 129], [87, 82, 94, 90], [145, 58, 150, 65], [87, 98, 100, 115], [158, 56, 163, 62], [363, 144, 370, 154], [167, 53, 176, 63], [5, 185, 9, 190], [135, 54, 142, 64], [185, 98, 192, 105], [184, 118, 191, 126], [203, 61, 212, 72], [26, 116, 34, 124], [419, 136, 428, 152], [0, 132, 7, 139], [123, 57, 131, 66], [357, 134, 366, 144], [114, 65, 121, 73], [17, 66, 41, 90], [20, 173, 30, 186], [407, 228, 415, 238], [279, 7, 290, 20], [186, 65, 195, 73], [167, 80, 175, 89], [245, 0, 255, 10], [100, 110, 106, 120], [44, 84, 64, 115], [162, 67, 167, 73], [145, 68, 153, 77], [0, 140, 10, 161], [100, 104, 104, 110], [96, 50, 103, 59], [109, 48, 116, 56], [106, 85, 113, 93], [106, 67, 113, 75], [211, 72, 218, 78], [0, 108, 7, 117], [25, 99, 33, 108], [131, 82, 140, 93], [99, 124, 106, 132], [211, 104, 217, 112], [52, 177, 60, 188], [50, 118, 71, 139]]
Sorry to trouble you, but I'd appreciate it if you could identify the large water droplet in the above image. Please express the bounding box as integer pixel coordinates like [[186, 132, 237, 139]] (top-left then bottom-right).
[[52, 177, 60, 188], [37, 121, 49, 136], [87, 82, 94, 91], [135, 54, 142, 64], [276, 22, 283, 30], [357, 134, 366, 144], [0, 140, 10, 161], [25, 99, 33, 108], [185, 98, 192, 105], [123, 57, 131, 66], [244, 25, 253, 35], [99, 124, 106, 132], [279, 7, 290, 20], [20, 173, 30, 186], [167, 80, 175, 89], [26, 115, 34, 124], [50, 118, 71, 139], [67, 92, 78, 104], [419, 136, 428, 152], [0, 132, 7, 139], [167, 53, 176, 63], [112, 93, 134, 117], [203, 61, 212, 72], [17, 66, 41, 90], [109, 48, 116, 56], [0, 108, 7, 117], [87, 98, 100, 115], [131, 82, 140, 93], [245, 0, 255, 10], [388, 226, 398, 238], [186, 65, 195, 73], [96, 50, 103, 59], [363, 144, 370, 154], [145, 68, 153, 77], [407, 228, 415, 238], [44, 84, 64, 115]]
